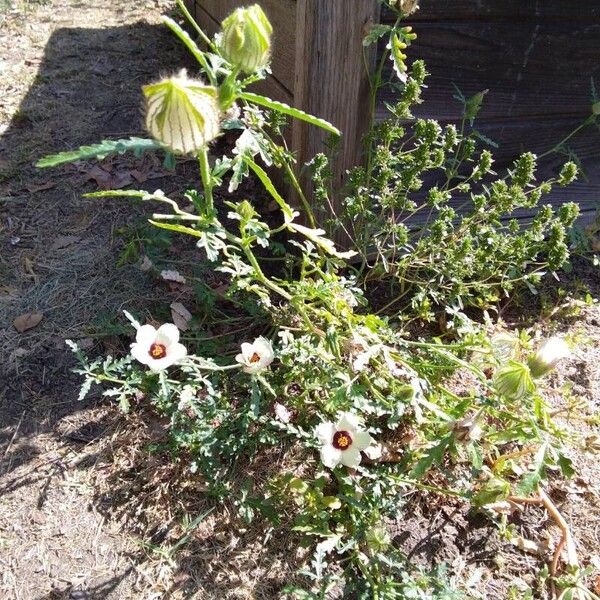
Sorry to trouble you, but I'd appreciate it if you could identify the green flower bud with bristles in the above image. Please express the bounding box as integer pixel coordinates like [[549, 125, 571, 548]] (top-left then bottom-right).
[[220, 5, 273, 74], [493, 360, 534, 400], [143, 70, 221, 155]]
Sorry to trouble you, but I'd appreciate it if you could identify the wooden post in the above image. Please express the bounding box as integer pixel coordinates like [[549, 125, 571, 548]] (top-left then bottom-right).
[[187, 0, 381, 243], [292, 0, 381, 244]]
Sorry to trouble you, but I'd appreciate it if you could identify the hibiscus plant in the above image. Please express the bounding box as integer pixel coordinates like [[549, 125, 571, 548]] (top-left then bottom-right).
[[39, 1, 593, 598]]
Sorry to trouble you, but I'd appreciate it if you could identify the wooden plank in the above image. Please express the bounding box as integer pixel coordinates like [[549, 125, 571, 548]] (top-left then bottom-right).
[[383, 1, 600, 21], [292, 0, 381, 244], [378, 20, 600, 121], [193, 0, 296, 96]]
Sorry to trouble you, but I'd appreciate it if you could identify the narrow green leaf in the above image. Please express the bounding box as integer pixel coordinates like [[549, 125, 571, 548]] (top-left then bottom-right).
[[83, 190, 147, 199], [244, 158, 294, 220], [162, 17, 215, 85], [240, 92, 341, 136], [148, 220, 201, 237], [516, 443, 547, 496], [36, 138, 162, 168]]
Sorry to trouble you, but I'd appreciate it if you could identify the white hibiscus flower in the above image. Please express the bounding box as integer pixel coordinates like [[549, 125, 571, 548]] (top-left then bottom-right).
[[130, 323, 187, 372], [235, 336, 274, 374], [315, 413, 375, 469]]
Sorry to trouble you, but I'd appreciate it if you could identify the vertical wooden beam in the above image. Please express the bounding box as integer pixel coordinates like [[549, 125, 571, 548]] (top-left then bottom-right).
[[293, 0, 381, 244]]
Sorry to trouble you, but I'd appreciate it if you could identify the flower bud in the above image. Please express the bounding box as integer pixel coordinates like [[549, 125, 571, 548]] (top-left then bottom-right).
[[365, 525, 391, 553], [528, 337, 571, 379], [143, 70, 220, 154], [220, 5, 273, 74], [494, 361, 534, 400]]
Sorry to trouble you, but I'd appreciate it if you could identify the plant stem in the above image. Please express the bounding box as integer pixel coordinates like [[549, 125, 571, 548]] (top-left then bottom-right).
[[198, 147, 214, 216], [538, 115, 594, 160]]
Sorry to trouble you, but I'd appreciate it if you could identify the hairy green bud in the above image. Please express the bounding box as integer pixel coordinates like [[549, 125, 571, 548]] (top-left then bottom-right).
[[558, 161, 578, 186], [220, 5, 273, 74], [494, 361, 534, 400], [143, 70, 220, 154]]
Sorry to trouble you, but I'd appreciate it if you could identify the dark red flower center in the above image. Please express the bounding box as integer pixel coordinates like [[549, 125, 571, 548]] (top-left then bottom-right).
[[332, 430, 353, 450], [149, 343, 167, 359], [249, 352, 261, 363]]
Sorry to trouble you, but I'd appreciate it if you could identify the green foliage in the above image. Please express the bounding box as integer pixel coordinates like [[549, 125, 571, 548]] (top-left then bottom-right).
[[36, 137, 164, 167], [47, 0, 591, 597]]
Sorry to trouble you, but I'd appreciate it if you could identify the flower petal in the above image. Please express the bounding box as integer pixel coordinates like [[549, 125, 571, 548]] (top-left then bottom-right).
[[353, 430, 373, 451], [320, 445, 342, 469], [240, 342, 254, 359], [336, 412, 361, 433], [156, 323, 180, 345], [168, 342, 187, 363], [146, 355, 176, 372], [340, 447, 361, 468], [131, 342, 152, 366], [315, 422, 336, 444], [136, 324, 157, 345]]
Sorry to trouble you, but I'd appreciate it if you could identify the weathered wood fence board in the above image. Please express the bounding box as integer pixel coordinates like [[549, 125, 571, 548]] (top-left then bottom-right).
[[380, 21, 600, 121], [187, 0, 600, 226]]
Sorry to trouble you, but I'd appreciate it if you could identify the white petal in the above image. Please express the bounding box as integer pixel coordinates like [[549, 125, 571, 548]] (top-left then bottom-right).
[[340, 447, 361, 468], [353, 430, 373, 451], [258, 354, 274, 369], [168, 342, 187, 363], [240, 342, 254, 359], [136, 324, 157, 346], [337, 412, 361, 433], [235, 352, 247, 365], [320, 445, 342, 469], [146, 355, 176, 372], [131, 342, 152, 366], [156, 323, 180, 345], [315, 422, 336, 444], [254, 337, 274, 357]]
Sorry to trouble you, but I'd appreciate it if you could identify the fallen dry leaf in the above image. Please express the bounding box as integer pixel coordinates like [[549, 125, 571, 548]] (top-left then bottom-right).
[[170, 302, 192, 332], [13, 312, 43, 332], [25, 181, 56, 193]]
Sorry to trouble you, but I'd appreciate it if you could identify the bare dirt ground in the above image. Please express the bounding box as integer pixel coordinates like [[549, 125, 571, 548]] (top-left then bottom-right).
[[0, 1, 599, 599]]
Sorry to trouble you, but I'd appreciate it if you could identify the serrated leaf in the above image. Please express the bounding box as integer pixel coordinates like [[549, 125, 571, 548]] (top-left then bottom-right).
[[37, 138, 162, 168], [240, 92, 340, 136], [516, 443, 548, 496], [363, 24, 392, 46], [409, 433, 452, 479]]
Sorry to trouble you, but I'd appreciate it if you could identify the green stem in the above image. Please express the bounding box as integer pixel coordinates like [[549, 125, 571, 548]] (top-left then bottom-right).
[[198, 147, 214, 216], [242, 242, 292, 301], [176, 0, 218, 53], [538, 115, 594, 160]]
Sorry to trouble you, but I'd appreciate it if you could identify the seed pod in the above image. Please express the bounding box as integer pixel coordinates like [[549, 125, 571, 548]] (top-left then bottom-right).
[[220, 5, 273, 74], [494, 360, 534, 400], [143, 70, 220, 154]]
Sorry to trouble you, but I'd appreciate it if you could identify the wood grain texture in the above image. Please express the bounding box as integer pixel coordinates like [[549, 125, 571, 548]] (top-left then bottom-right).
[[292, 0, 381, 243], [383, 1, 600, 21], [378, 20, 600, 121], [192, 0, 296, 97]]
